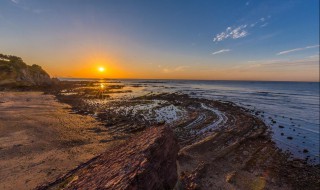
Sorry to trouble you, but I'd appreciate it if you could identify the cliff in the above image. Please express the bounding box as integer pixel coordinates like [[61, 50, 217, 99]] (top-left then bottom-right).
[[37, 126, 179, 190], [0, 54, 52, 86]]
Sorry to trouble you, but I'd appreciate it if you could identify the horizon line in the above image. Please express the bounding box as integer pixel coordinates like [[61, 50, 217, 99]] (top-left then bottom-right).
[[56, 77, 320, 83]]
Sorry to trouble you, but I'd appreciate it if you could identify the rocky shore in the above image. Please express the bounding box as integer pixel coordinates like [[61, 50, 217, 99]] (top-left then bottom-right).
[[0, 79, 319, 190], [43, 81, 319, 190]]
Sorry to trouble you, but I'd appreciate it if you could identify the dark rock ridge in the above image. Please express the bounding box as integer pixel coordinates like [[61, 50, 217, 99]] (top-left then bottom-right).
[[0, 53, 52, 86], [37, 126, 179, 190]]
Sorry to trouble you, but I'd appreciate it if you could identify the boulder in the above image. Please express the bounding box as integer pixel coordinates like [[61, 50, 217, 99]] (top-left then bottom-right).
[[38, 126, 179, 190]]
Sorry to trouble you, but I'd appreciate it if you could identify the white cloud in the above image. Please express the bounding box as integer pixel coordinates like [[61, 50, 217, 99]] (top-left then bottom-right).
[[9, 0, 46, 14], [162, 65, 190, 73], [10, 0, 19, 4], [213, 32, 228, 42], [213, 16, 272, 43], [250, 22, 257, 27], [260, 23, 268, 27], [230, 25, 248, 39], [247, 59, 283, 64], [246, 55, 319, 67], [230, 56, 318, 73], [308, 54, 319, 59], [213, 25, 248, 42], [212, 49, 231, 55], [246, 1, 249, 6], [175, 66, 189, 71], [277, 45, 320, 55]]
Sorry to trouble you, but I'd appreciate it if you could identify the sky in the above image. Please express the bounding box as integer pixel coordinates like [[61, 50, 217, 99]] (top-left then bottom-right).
[[0, 0, 319, 81]]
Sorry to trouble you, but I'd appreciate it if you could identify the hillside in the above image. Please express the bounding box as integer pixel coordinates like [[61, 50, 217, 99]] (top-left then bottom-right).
[[0, 54, 52, 86]]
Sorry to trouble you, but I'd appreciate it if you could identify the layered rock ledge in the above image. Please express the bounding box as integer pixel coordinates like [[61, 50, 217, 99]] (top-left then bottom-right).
[[37, 126, 179, 190]]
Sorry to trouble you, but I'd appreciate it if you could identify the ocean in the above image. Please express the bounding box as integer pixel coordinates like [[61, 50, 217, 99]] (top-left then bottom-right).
[[61, 78, 320, 163]]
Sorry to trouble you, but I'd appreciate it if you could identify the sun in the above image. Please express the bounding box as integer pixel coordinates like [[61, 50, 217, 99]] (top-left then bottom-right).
[[98, 67, 105, 72]]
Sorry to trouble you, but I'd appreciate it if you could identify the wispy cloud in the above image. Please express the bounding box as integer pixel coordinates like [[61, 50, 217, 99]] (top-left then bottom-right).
[[246, 55, 319, 68], [260, 23, 268, 28], [213, 17, 271, 43], [227, 57, 318, 73], [10, 0, 46, 14], [247, 59, 283, 64], [277, 45, 320, 55], [10, 0, 19, 4], [162, 65, 190, 73], [212, 49, 231, 55], [308, 54, 319, 59], [213, 25, 248, 42]]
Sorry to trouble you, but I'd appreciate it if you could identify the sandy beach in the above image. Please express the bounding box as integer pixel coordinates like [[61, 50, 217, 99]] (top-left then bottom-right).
[[0, 92, 122, 190]]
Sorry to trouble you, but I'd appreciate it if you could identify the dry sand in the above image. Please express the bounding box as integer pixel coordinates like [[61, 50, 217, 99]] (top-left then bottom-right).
[[0, 92, 120, 190]]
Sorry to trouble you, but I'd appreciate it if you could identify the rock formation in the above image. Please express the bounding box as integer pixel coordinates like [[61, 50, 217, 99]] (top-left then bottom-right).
[[0, 54, 52, 86], [37, 126, 179, 190]]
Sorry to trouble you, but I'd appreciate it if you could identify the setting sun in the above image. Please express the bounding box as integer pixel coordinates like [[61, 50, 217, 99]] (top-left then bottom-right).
[[98, 67, 105, 72]]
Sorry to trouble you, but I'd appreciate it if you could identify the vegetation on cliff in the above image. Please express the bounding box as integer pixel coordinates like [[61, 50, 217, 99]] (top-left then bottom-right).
[[0, 54, 52, 86]]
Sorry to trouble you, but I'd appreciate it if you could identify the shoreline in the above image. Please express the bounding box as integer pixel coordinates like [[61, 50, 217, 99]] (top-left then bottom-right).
[[47, 81, 319, 189], [0, 82, 319, 189]]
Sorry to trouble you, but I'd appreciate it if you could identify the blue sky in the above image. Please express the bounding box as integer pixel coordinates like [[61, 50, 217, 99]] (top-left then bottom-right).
[[0, 0, 319, 81]]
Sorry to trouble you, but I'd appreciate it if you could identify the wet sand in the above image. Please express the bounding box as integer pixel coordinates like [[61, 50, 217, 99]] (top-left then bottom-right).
[[0, 92, 122, 190]]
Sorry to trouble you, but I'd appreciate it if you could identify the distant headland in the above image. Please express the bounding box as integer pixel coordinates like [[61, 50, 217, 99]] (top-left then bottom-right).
[[0, 53, 57, 87]]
